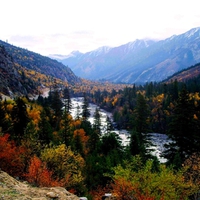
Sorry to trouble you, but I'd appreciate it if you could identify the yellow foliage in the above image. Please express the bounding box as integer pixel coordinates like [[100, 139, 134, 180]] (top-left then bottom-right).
[[27, 107, 41, 125], [41, 144, 85, 188], [6, 103, 13, 112]]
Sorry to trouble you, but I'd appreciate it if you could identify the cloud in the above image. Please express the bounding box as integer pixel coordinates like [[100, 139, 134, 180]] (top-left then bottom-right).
[[1, 0, 200, 55]]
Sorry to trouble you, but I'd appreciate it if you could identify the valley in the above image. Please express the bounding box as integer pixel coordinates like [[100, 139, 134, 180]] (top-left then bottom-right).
[[1, 26, 200, 199]]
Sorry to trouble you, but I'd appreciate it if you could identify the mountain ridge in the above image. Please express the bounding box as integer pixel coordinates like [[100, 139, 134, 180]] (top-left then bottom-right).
[[0, 40, 80, 84], [54, 27, 200, 84]]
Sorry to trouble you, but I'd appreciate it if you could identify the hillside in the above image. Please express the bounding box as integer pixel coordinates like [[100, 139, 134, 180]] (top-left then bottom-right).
[[0, 170, 79, 200], [0, 40, 81, 97], [164, 62, 200, 83], [0, 45, 37, 96], [55, 27, 200, 84], [0, 40, 80, 84]]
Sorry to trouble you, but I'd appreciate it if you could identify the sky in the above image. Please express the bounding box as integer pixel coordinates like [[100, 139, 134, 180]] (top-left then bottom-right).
[[1, 0, 200, 56]]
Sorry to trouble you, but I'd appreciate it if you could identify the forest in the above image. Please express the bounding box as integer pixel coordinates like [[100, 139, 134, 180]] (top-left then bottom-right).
[[0, 76, 200, 200]]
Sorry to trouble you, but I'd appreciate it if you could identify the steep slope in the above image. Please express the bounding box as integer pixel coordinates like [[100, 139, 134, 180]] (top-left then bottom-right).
[[57, 27, 200, 84], [0, 45, 36, 96], [0, 40, 80, 85]]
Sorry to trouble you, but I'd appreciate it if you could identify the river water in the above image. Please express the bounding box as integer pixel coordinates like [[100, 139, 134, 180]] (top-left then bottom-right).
[[70, 97, 170, 163]]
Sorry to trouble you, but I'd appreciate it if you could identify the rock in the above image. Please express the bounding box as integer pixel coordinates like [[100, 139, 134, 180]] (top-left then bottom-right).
[[0, 170, 80, 199], [46, 191, 59, 198]]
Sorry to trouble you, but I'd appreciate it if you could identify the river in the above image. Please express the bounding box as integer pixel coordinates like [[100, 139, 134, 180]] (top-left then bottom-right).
[[70, 97, 170, 163]]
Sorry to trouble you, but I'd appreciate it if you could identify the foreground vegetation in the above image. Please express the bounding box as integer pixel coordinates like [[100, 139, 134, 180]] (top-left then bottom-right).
[[0, 77, 200, 199]]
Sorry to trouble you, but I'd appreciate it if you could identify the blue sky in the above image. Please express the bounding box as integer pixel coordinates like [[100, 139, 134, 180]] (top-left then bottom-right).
[[1, 0, 200, 56]]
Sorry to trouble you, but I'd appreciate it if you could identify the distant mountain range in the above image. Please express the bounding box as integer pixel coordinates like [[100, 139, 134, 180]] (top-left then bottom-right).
[[52, 27, 200, 84]]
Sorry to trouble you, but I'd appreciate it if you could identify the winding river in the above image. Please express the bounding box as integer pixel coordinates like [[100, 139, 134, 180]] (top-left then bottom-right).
[[70, 97, 170, 163]]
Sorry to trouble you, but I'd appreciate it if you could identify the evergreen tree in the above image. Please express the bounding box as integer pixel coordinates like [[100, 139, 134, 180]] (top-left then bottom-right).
[[75, 104, 81, 120], [129, 129, 146, 157], [164, 86, 197, 167], [130, 93, 152, 160], [38, 110, 53, 145], [81, 93, 90, 121], [63, 87, 71, 113], [50, 89, 63, 130], [11, 97, 29, 143], [60, 107, 72, 146], [106, 115, 113, 133], [134, 93, 150, 134], [0, 100, 9, 133], [93, 107, 101, 135], [100, 132, 123, 159]]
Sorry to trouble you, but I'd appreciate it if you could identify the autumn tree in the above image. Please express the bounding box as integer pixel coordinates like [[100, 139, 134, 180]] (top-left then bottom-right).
[[110, 156, 194, 200], [0, 134, 25, 177], [73, 128, 89, 157], [25, 155, 58, 187], [183, 152, 200, 200], [41, 144, 85, 191]]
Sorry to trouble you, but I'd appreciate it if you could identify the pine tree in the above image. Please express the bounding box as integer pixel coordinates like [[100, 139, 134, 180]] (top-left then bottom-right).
[[60, 107, 72, 146], [93, 107, 101, 135], [38, 110, 53, 145], [81, 93, 90, 121], [134, 93, 150, 134], [130, 93, 151, 160], [106, 115, 113, 133], [63, 87, 71, 113], [11, 97, 29, 143], [164, 86, 197, 167], [50, 89, 63, 130]]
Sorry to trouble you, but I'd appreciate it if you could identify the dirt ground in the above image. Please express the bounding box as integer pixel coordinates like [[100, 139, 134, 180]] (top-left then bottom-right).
[[0, 170, 80, 200]]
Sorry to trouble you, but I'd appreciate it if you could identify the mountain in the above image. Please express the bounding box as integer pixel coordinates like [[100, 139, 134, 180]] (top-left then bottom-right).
[[56, 27, 200, 84], [0, 40, 80, 84], [0, 40, 81, 96], [0, 45, 36, 96], [164, 62, 200, 83]]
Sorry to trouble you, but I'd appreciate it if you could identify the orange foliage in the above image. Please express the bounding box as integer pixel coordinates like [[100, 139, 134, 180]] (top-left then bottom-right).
[[72, 119, 81, 128], [90, 185, 112, 200], [0, 134, 25, 177], [25, 155, 59, 187], [74, 128, 88, 143], [73, 128, 89, 154], [111, 177, 136, 200], [111, 177, 155, 200]]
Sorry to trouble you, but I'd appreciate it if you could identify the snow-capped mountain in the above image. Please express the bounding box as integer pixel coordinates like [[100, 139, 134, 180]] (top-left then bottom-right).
[[54, 27, 200, 84]]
